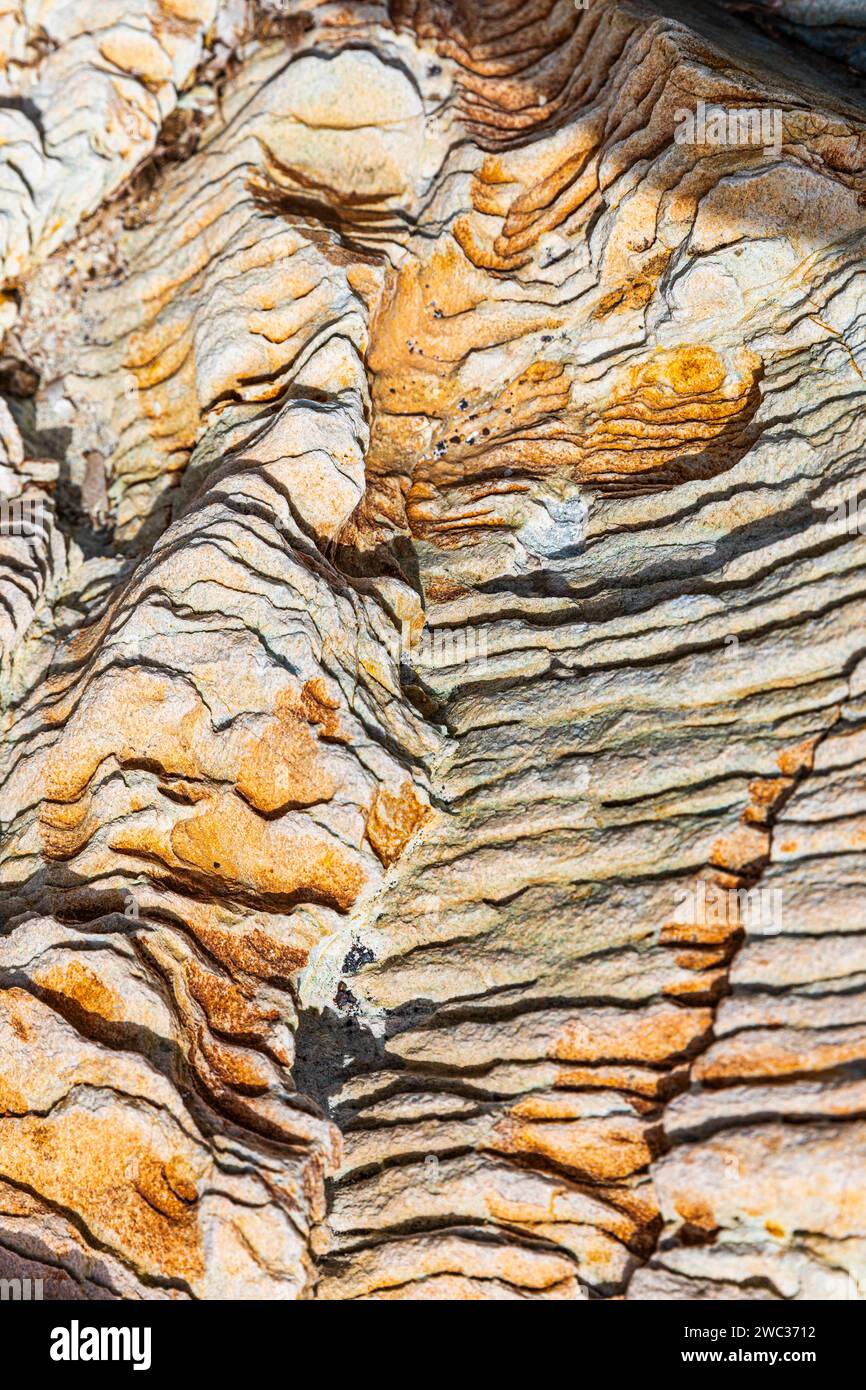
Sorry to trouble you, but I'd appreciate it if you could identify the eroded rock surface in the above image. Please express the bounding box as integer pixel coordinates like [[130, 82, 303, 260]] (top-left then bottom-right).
[[1, 0, 866, 1300]]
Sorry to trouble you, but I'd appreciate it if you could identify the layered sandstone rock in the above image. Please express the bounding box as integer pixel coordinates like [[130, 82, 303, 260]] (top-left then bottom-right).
[[1, 0, 866, 1300]]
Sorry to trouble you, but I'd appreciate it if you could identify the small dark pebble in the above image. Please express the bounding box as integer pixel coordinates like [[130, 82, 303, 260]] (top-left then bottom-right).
[[343, 940, 375, 974], [334, 981, 360, 1015]]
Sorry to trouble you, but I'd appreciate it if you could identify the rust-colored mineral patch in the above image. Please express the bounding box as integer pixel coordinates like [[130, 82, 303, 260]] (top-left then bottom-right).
[[366, 781, 432, 867]]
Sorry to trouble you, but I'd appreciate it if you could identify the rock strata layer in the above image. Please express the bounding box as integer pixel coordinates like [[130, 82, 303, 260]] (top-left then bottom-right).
[[1, 0, 866, 1300]]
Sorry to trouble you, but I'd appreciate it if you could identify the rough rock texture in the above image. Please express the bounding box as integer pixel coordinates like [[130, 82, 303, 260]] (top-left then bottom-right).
[[1, 0, 866, 1300]]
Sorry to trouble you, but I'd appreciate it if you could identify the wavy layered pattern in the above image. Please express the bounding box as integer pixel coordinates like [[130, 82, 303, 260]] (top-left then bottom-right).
[[0, 0, 865, 1300]]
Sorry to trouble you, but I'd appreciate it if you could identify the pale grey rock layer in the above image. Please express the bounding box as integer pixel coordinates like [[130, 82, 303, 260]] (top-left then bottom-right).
[[0, 0, 865, 1300]]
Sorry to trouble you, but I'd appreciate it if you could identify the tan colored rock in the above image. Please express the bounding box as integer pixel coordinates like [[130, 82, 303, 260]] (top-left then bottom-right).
[[1, 0, 866, 1301]]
